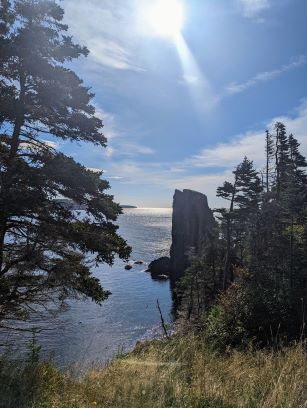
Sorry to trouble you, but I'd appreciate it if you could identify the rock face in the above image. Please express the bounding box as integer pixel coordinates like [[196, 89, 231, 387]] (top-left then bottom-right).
[[169, 189, 216, 283], [146, 257, 170, 280]]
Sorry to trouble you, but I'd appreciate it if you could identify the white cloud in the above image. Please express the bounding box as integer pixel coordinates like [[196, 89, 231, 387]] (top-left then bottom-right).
[[108, 176, 124, 180], [237, 0, 270, 18], [63, 0, 143, 71], [104, 159, 232, 208], [106, 101, 307, 207], [87, 167, 103, 173], [120, 143, 155, 156], [270, 101, 307, 155], [20, 139, 59, 150], [105, 146, 115, 157], [94, 107, 118, 141], [93, 105, 154, 159], [103, 142, 154, 159], [42, 140, 59, 149], [227, 55, 307, 95], [88, 38, 138, 71], [189, 100, 307, 170], [189, 131, 266, 168]]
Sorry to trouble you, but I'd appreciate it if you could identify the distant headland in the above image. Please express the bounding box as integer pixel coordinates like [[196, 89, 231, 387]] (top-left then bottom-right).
[[121, 205, 137, 209]]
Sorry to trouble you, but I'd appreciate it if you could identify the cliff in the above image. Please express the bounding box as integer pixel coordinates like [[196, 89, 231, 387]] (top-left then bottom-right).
[[169, 189, 215, 283]]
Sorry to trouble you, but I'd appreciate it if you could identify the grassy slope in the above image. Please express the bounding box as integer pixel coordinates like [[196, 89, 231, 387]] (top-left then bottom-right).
[[0, 334, 306, 408]]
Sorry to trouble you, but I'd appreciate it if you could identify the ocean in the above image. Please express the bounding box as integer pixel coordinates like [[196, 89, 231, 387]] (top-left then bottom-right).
[[1, 208, 173, 367]]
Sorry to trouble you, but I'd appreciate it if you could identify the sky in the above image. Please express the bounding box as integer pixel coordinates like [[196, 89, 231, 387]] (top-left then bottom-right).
[[55, 0, 307, 208]]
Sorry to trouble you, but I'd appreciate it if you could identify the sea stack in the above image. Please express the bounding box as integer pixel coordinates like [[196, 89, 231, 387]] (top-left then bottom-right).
[[169, 189, 216, 284]]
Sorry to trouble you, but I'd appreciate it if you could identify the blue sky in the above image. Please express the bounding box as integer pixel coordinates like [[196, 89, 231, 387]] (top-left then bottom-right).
[[54, 0, 307, 207]]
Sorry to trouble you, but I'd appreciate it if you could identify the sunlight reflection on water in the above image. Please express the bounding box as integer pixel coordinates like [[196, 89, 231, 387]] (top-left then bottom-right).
[[1, 208, 173, 367]]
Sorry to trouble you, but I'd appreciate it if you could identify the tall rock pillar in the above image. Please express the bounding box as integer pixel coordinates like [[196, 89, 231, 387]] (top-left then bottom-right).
[[169, 189, 215, 284]]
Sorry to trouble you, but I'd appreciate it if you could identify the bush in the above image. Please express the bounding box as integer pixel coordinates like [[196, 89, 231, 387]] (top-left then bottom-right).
[[205, 272, 306, 350]]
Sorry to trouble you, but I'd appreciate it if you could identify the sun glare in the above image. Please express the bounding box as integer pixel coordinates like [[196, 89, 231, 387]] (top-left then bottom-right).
[[145, 0, 184, 39]]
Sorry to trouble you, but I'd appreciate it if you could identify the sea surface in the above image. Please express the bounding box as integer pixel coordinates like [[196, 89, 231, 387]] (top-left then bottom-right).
[[1, 208, 173, 367]]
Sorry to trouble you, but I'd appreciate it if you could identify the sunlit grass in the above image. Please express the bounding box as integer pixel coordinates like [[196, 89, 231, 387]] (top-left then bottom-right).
[[0, 334, 306, 408]]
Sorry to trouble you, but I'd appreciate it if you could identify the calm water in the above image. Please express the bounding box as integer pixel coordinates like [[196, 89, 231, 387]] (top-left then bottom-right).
[[1, 208, 173, 367]]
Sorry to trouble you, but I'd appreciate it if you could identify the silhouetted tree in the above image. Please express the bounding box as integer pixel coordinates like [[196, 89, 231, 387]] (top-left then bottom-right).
[[216, 157, 262, 288], [265, 130, 274, 194], [180, 123, 306, 348], [0, 0, 130, 325]]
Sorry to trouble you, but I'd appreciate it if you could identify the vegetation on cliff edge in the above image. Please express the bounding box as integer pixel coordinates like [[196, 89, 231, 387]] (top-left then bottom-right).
[[0, 334, 305, 408]]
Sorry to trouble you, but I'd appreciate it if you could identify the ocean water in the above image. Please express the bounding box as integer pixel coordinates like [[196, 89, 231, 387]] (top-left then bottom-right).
[[1, 208, 173, 367]]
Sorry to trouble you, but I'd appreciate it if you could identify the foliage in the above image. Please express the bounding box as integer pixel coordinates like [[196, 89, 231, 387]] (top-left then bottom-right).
[[0, 0, 130, 324], [179, 123, 307, 348], [26, 329, 41, 364], [0, 334, 305, 408]]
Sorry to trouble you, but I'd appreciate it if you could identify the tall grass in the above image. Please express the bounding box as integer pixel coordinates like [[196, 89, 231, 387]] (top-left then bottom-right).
[[0, 334, 306, 408]]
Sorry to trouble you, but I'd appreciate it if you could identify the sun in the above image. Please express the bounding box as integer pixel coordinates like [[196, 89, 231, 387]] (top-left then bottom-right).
[[145, 0, 184, 39]]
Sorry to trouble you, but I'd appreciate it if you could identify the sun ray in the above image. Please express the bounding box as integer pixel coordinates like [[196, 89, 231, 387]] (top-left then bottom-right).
[[140, 1, 217, 111], [174, 33, 218, 111]]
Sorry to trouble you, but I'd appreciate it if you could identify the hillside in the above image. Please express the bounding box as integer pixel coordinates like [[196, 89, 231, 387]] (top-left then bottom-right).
[[1, 334, 305, 408]]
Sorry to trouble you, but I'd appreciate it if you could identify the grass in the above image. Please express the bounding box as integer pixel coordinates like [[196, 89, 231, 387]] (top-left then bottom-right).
[[0, 334, 306, 408]]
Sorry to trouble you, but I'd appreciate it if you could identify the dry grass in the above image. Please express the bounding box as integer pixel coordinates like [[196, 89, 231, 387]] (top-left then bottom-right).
[[0, 334, 306, 408]]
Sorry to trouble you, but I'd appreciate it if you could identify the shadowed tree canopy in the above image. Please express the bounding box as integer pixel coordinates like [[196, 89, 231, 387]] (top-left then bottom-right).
[[178, 123, 306, 348], [0, 0, 131, 325]]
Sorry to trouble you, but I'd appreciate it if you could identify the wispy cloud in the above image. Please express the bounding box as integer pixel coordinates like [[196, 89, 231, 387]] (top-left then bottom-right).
[[87, 167, 103, 173], [42, 140, 59, 149], [226, 55, 307, 95], [84, 105, 155, 160], [188, 132, 266, 169], [94, 107, 118, 141], [63, 0, 143, 71], [104, 142, 155, 159], [108, 176, 124, 180], [188, 100, 307, 171], [88, 39, 138, 71], [106, 101, 307, 207], [120, 143, 155, 156], [237, 0, 270, 18]]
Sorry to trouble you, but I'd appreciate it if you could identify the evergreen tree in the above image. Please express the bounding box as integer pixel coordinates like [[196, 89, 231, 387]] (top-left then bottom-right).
[[235, 157, 262, 215], [216, 157, 262, 288], [265, 130, 274, 194], [288, 134, 307, 184], [274, 122, 291, 198], [0, 0, 130, 324], [181, 123, 306, 347]]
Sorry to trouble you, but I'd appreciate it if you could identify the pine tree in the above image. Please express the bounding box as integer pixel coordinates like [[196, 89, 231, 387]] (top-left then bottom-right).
[[274, 122, 291, 198], [0, 0, 130, 324], [216, 157, 262, 288], [265, 130, 274, 194], [288, 134, 307, 185], [235, 157, 262, 215], [189, 123, 306, 347]]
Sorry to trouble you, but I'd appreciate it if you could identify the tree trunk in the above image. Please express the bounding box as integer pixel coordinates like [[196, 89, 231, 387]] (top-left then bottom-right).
[[0, 69, 26, 272], [223, 178, 237, 290], [266, 130, 270, 194]]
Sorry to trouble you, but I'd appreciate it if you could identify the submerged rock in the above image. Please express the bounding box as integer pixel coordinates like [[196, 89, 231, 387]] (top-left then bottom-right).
[[125, 264, 133, 270], [146, 257, 170, 280], [169, 189, 216, 283], [155, 274, 168, 280]]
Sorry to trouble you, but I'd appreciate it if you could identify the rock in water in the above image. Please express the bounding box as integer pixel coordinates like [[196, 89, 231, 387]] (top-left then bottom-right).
[[146, 257, 170, 280], [169, 189, 215, 283]]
